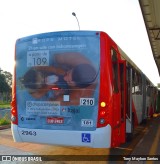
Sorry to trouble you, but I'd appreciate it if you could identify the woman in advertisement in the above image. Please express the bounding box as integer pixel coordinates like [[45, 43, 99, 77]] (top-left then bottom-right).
[[21, 52, 98, 105]]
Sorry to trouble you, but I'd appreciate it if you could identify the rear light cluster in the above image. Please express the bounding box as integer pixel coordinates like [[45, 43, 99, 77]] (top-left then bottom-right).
[[100, 102, 107, 116], [11, 101, 18, 125], [11, 109, 18, 124], [11, 110, 17, 122], [97, 101, 109, 127]]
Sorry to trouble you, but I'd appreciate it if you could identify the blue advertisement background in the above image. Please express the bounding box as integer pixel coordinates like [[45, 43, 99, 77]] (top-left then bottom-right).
[[16, 31, 100, 131]]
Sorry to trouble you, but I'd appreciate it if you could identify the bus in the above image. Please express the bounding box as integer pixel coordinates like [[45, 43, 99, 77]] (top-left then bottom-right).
[[11, 31, 157, 148]]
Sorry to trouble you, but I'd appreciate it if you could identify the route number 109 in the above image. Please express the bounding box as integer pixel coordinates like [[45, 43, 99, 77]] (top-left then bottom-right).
[[33, 57, 47, 65], [27, 50, 49, 67]]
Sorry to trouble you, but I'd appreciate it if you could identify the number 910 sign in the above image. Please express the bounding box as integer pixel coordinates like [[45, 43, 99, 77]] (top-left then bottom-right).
[[27, 50, 49, 67]]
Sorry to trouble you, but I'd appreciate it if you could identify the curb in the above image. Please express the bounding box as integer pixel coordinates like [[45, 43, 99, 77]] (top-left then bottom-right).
[[0, 124, 11, 130]]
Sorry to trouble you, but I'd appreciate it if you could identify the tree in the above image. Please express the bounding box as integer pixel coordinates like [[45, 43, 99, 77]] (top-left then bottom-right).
[[3, 71, 12, 87], [0, 68, 12, 102]]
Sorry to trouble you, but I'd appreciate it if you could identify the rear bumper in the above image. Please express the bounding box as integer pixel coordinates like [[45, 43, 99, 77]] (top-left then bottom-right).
[[11, 124, 111, 148]]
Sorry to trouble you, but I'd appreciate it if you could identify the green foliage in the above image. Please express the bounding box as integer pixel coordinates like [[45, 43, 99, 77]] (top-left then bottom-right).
[[0, 69, 12, 93], [0, 102, 11, 108], [0, 113, 10, 125], [3, 71, 12, 86]]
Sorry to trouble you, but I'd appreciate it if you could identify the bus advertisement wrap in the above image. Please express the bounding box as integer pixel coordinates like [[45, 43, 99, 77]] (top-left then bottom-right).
[[15, 31, 100, 131]]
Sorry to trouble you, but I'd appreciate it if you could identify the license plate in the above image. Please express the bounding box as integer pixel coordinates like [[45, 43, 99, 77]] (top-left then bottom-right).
[[47, 117, 64, 124]]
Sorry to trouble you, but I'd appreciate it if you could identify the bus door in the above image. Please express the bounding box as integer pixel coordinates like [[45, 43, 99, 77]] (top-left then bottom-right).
[[119, 60, 126, 143], [111, 49, 126, 146]]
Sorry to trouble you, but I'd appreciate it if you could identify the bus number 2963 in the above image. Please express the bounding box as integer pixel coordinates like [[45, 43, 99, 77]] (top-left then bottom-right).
[[21, 130, 37, 136], [80, 98, 94, 106]]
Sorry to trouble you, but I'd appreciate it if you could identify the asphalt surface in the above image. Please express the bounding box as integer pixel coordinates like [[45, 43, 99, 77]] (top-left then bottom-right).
[[127, 115, 160, 164]]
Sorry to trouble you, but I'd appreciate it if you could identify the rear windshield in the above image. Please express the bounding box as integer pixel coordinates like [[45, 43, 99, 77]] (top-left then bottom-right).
[[16, 31, 100, 130]]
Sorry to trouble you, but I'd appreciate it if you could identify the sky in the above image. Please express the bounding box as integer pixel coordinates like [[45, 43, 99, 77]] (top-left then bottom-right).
[[0, 0, 160, 86]]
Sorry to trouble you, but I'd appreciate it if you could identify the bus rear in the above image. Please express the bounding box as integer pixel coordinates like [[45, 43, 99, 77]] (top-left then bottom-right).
[[11, 31, 111, 148]]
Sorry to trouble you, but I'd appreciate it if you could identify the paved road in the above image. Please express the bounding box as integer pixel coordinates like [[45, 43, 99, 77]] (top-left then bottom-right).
[[127, 116, 160, 164], [0, 126, 144, 164], [0, 129, 110, 164]]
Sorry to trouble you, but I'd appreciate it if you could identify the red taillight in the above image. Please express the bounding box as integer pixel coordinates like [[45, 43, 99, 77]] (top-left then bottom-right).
[[11, 107, 18, 125], [100, 110, 106, 116], [97, 101, 108, 128], [100, 101, 107, 117], [11, 109, 16, 114], [11, 98, 18, 125]]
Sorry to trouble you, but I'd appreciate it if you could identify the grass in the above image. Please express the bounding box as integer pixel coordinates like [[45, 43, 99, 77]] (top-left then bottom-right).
[[0, 102, 11, 109], [0, 102, 11, 126], [0, 113, 10, 125]]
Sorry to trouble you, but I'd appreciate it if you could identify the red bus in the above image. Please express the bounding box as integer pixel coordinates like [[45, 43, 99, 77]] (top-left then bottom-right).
[[11, 31, 157, 148]]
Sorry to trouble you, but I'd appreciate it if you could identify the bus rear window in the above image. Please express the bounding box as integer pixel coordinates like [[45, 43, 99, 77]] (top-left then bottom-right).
[[15, 31, 100, 131]]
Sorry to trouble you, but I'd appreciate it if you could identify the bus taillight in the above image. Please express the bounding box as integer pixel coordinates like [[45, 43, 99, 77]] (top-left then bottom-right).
[[100, 110, 106, 116], [97, 101, 109, 127], [100, 102, 106, 107], [11, 108, 16, 114], [100, 101, 107, 117], [11, 108, 18, 125]]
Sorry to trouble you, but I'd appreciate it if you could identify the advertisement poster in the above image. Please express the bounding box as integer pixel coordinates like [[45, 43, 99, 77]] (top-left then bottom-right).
[[16, 31, 100, 131]]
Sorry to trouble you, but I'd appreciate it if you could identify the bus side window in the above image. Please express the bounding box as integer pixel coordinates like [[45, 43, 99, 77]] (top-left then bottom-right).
[[111, 48, 119, 93], [147, 85, 151, 96], [132, 70, 142, 95]]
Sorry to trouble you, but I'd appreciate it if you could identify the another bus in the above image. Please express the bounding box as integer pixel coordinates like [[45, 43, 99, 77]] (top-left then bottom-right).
[[11, 31, 157, 148]]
